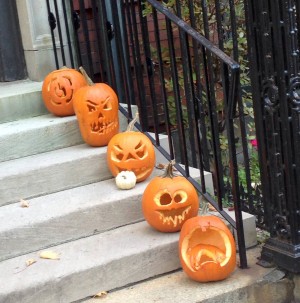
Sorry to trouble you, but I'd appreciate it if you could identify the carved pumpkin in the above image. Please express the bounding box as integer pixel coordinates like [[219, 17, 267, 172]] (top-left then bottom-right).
[[73, 67, 119, 146], [107, 113, 155, 182], [142, 161, 199, 232], [42, 67, 87, 116], [179, 215, 236, 282]]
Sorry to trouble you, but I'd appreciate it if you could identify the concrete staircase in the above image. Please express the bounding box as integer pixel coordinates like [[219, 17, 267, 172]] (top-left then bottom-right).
[[2, 80, 299, 303], [0, 80, 189, 303]]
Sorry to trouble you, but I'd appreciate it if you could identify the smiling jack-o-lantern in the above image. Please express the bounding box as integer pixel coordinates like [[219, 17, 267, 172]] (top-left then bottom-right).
[[179, 215, 236, 282], [42, 67, 87, 116], [107, 113, 155, 182], [142, 161, 199, 232], [73, 67, 119, 146]]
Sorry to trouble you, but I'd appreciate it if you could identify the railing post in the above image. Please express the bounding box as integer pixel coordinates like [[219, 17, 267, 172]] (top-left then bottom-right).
[[244, 0, 300, 272]]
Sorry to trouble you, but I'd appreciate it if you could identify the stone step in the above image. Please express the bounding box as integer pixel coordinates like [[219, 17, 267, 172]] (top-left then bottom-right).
[[0, 80, 46, 123], [0, 144, 111, 206], [0, 172, 162, 262], [0, 114, 83, 162], [83, 247, 294, 303], [0, 108, 134, 163], [0, 221, 181, 303]]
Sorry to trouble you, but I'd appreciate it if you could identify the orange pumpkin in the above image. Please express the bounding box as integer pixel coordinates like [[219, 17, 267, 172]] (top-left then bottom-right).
[[42, 67, 87, 116], [179, 215, 236, 282], [142, 161, 199, 232], [107, 113, 155, 182], [73, 67, 119, 147]]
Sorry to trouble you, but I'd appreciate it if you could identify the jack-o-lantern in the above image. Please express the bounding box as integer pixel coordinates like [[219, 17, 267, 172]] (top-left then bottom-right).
[[42, 67, 87, 116], [179, 215, 236, 282], [107, 113, 155, 182], [73, 67, 119, 146], [142, 161, 199, 232]]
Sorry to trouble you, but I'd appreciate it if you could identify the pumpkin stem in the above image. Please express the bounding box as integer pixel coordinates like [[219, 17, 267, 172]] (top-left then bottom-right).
[[162, 160, 176, 179], [199, 200, 210, 216], [79, 66, 94, 86], [60, 66, 69, 70], [127, 112, 139, 132]]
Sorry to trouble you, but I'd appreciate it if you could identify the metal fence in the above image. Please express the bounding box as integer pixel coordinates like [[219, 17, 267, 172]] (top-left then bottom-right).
[[46, 0, 254, 268]]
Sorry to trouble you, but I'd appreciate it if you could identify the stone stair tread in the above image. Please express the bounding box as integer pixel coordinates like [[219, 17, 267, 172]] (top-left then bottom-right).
[[0, 172, 161, 261], [0, 114, 83, 162], [0, 221, 181, 303], [0, 144, 110, 206], [83, 247, 280, 303], [0, 80, 46, 123], [0, 80, 42, 98]]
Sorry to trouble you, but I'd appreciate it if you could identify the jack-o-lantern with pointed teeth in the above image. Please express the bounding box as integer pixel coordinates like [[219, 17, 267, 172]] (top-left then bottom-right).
[[73, 67, 119, 146], [42, 67, 87, 117], [142, 161, 199, 232], [179, 215, 236, 282], [107, 113, 155, 182]]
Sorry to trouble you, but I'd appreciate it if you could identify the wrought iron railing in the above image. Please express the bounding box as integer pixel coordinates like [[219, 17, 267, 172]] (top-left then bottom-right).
[[45, 0, 252, 268]]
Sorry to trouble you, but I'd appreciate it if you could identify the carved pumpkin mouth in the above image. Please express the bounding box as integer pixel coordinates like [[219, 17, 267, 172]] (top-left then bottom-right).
[[188, 244, 226, 270], [181, 226, 232, 273], [90, 120, 117, 134], [114, 166, 152, 180], [156, 206, 192, 227]]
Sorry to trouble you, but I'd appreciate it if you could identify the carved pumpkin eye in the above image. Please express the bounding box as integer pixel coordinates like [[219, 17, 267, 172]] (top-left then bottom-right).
[[134, 141, 146, 159], [155, 191, 187, 206], [157, 192, 172, 206], [86, 100, 98, 113], [102, 97, 112, 110]]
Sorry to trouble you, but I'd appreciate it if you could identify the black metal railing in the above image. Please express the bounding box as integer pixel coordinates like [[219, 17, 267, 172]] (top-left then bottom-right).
[[244, 0, 300, 272], [46, 0, 251, 268]]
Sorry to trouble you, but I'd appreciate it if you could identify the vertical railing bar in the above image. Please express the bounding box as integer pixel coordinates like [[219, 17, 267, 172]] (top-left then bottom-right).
[[109, 0, 132, 116], [46, 0, 59, 68], [187, 0, 209, 192], [61, 0, 75, 67], [116, 0, 136, 118], [152, 7, 175, 160], [53, 0, 66, 66], [70, 1, 83, 67], [165, 17, 189, 174], [205, 49, 226, 209], [98, 0, 117, 87], [175, 1, 198, 169], [125, 0, 148, 130], [130, 0, 149, 130], [78, 0, 94, 78], [138, 1, 160, 143], [91, 0, 106, 82]]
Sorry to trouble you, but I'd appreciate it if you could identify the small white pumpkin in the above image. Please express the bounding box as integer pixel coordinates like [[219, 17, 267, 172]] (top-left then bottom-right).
[[115, 171, 137, 190]]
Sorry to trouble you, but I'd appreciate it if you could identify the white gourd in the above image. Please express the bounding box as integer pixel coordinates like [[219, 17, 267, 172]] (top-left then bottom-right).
[[115, 171, 137, 189]]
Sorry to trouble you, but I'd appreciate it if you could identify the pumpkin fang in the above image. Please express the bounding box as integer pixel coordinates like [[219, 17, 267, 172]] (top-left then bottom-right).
[[156, 206, 192, 227], [90, 121, 116, 133]]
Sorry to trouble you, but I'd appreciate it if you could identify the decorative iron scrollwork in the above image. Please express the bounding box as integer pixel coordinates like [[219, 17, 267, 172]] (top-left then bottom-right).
[[73, 11, 80, 31], [288, 76, 300, 109], [273, 214, 291, 240], [262, 79, 279, 113], [48, 12, 56, 30]]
